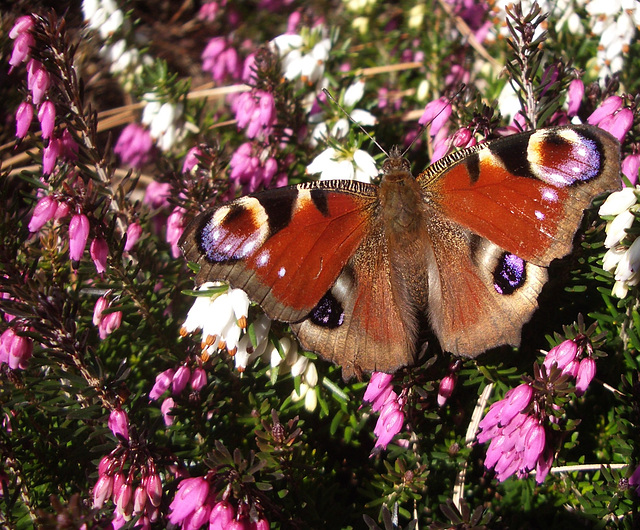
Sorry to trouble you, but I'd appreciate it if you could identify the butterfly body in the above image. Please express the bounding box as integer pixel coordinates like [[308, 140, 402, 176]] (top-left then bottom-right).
[[180, 125, 621, 379]]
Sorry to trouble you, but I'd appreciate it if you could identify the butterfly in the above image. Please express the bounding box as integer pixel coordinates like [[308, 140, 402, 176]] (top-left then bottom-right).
[[179, 125, 621, 379]]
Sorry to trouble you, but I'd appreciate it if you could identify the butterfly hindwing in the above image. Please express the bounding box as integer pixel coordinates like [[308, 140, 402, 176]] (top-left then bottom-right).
[[292, 222, 418, 379]]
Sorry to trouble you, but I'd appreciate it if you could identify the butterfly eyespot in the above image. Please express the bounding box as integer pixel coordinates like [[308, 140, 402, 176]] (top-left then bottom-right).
[[308, 291, 345, 329], [493, 253, 526, 295]]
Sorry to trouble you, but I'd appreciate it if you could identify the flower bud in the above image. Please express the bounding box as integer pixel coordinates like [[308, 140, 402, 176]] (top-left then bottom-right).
[[69, 214, 90, 261], [575, 358, 596, 396], [28, 196, 58, 232]]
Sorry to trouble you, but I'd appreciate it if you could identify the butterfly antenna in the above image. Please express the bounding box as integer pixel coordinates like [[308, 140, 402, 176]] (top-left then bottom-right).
[[322, 88, 389, 158], [400, 84, 466, 158]]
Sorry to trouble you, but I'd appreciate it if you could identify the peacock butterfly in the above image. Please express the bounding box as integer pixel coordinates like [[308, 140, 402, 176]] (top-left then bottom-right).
[[179, 125, 621, 379]]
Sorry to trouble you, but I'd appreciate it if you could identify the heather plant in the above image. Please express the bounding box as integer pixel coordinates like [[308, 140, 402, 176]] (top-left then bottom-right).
[[2, 1, 640, 529]]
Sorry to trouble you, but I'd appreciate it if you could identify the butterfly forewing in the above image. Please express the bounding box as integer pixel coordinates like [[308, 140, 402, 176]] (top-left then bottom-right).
[[179, 180, 378, 323], [418, 125, 621, 266]]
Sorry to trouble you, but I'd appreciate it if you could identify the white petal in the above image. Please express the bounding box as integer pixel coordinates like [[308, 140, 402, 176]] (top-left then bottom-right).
[[599, 188, 637, 216], [343, 80, 365, 107], [604, 209, 635, 248]]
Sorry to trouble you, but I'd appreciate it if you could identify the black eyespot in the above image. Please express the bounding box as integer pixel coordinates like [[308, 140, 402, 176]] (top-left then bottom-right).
[[493, 253, 526, 295], [309, 291, 345, 328]]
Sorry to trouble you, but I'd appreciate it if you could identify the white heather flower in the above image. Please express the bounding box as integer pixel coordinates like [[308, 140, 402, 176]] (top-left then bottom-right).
[[586, 0, 640, 80], [408, 4, 426, 29], [615, 237, 640, 283], [343, 0, 377, 13], [180, 283, 250, 357], [271, 28, 331, 85], [602, 247, 625, 272], [99, 8, 124, 39], [599, 187, 638, 216], [292, 382, 310, 402], [604, 209, 635, 248], [234, 313, 271, 371], [290, 354, 309, 378], [142, 96, 184, 151], [307, 147, 378, 182], [352, 17, 369, 35], [612, 279, 629, 298], [310, 84, 376, 146], [304, 361, 318, 387], [600, 186, 640, 297], [343, 80, 365, 107]]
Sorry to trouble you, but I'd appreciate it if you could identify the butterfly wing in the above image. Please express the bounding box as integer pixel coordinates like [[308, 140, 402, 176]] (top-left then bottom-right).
[[418, 125, 620, 356], [180, 180, 378, 323]]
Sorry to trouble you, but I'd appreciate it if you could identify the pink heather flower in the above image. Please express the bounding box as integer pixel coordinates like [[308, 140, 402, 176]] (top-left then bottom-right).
[[115, 482, 133, 517], [253, 517, 270, 530], [166, 206, 185, 258], [190, 368, 207, 391], [229, 143, 279, 193], [242, 53, 257, 83], [15, 101, 33, 138], [373, 397, 405, 449], [90, 237, 108, 273], [575, 358, 596, 396], [93, 474, 114, 508], [99, 310, 122, 339], [566, 79, 584, 117], [124, 222, 142, 251], [363, 372, 395, 413], [499, 384, 533, 426], [54, 201, 70, 220], [202, 37, 240, 82], [234, 90, 276, 139], [482, 411, 547, 482], [133, 485, 147, 514], [182, 146, 203, 174], [418, 97, 452, 137], [144, 181, 172, 209], [198, 1, 224, 21], [172, 365, 191, 395], [0, 328, 33, 370], [146, 474, 163, 507], [9, 15, 35, 39], [598, 108, 634, 142], [363, 372, 393, 403], [114, 123, 154, 168], [431, 127, 452, 163], [622, 154, 640, 186], [28, 61, 51, 106], [209, 500, 235, 529], [588, 95, 623, 125], [9, 32, 34, 68], [150, 368, 175, 400], [543, 340, 578, 374], [452, 127, 474, 148], [437, 374, 456, 407], [108, 409, 129, 440], [629, 465, 640, 495], [69, 214, 90, 261], [60, 129, 78, 160], [161, 397, 175, 426], [42, 136, 62, 174], [37, 101, 56, 139], [169, 478, 211, 526], [28, 195, 58, 232], [93, 296, 109, 326]]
